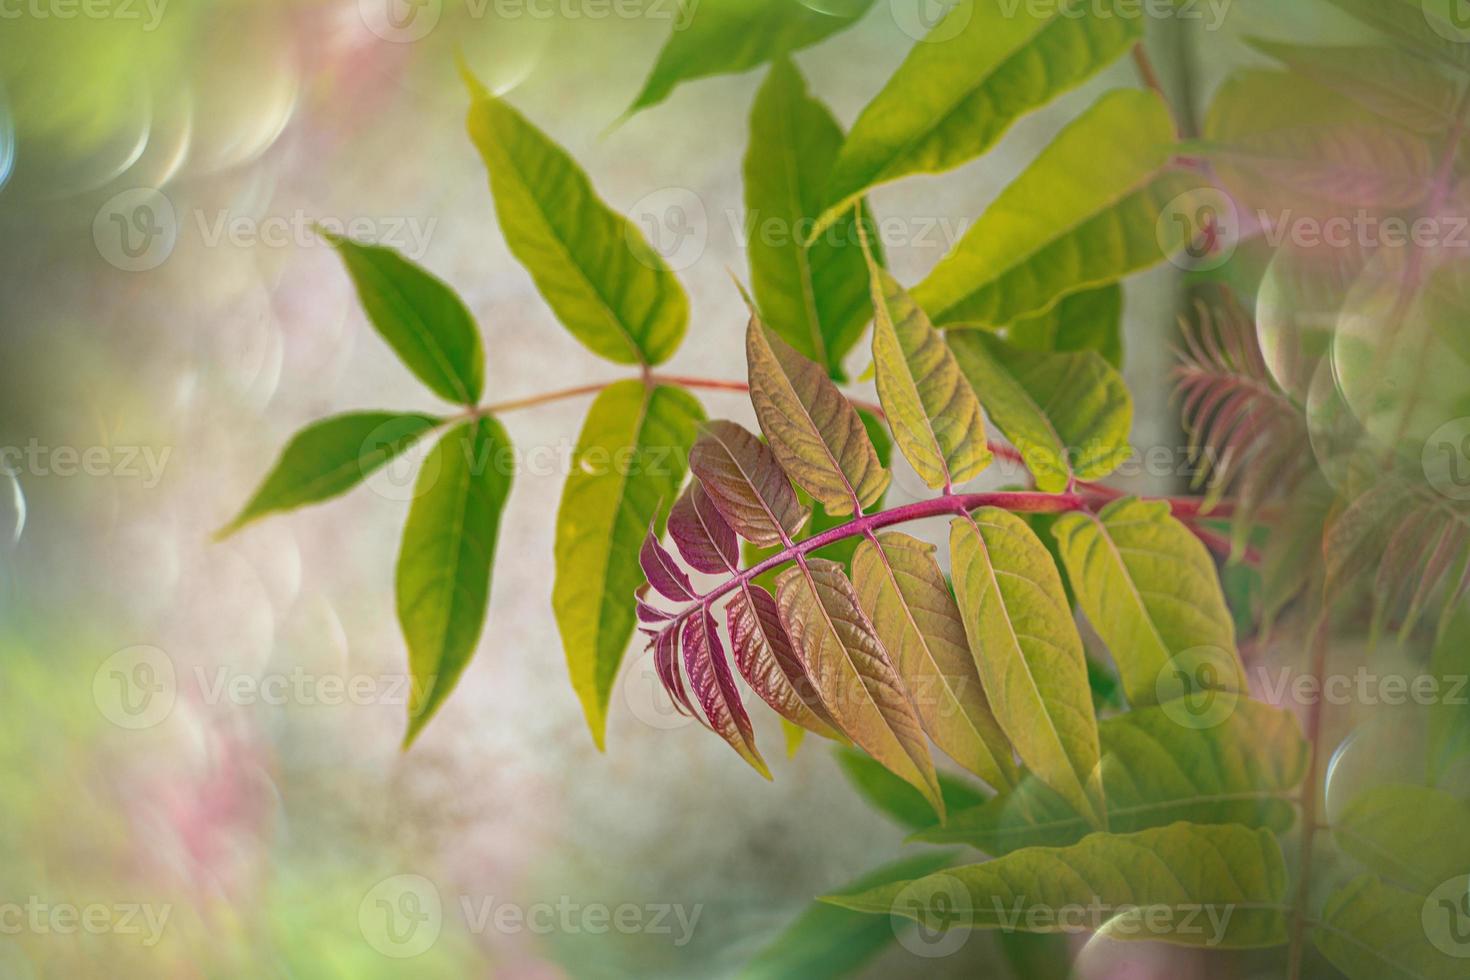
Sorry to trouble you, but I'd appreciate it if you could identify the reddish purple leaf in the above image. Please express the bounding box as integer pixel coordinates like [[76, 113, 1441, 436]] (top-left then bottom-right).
[[682, 610, 771, 779], [727, 583, 843, 741], [689, 420, 809, 548], [640, 525, 697, 602], [637, 599, 673, 624], [669, 481, 739, 574], [652, 627, 694, 717]]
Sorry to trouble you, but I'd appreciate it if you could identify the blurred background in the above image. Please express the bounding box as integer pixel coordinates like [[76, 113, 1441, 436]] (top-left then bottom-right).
[[0, 0, 1425, 976]]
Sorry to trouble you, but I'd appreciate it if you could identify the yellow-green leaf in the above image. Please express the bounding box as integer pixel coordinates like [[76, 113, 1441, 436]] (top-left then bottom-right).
[[745, 58, 875, 380], [852, 532, 1016, 791], [914, 88, 1186, 327], [815, 0, 1140, 234], [398, 418, 514, 745], [1005, 283, 1123, 368], [747, 314, 889, 516], [948, 331, 1132, 493], [950, 509, 1104, 828], [219, 412, 440, 538], [324, 235, 484, 405], [869, 263, 991, 490], [467, 87, 686, 366], [826, 823, 1290, 949], [919, 700, 1308, 854], [1316, 874, 1470, 980], [625, 0, 877, 116], [1052, 498, 1245, 710], [1335, 784, 1470, 895], [554, 382, 704, 748], [776, 559, 944, 817]]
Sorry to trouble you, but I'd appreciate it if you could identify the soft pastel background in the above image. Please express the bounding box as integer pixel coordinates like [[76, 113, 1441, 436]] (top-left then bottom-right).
[[0, 0, 1384, 976]]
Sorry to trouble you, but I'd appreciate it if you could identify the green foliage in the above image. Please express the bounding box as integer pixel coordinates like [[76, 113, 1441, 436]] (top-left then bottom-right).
[[745, 58, 876, 380], [399, 418, 514, 744], [218, 412, 440, 537], [467, 85, 687, 366], [626, 0, 876, 116], [553, 382, 704, 748], [222, 14, 1470, 977], [913, 88, 1187, 326], [825, 823, 1291, 948], [323, 234, 485, 405], [816, 0, 1140, 234]]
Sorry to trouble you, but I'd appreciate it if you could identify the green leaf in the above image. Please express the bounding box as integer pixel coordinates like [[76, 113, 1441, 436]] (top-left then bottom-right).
[[1005, 283, 1123, 368], [554, 382, 704, 748], [868, 262, 992, 490], [737, 850, 959, 980], [1316, 874, 1470, 980], [815, 0, 1140, 233], [1335, 784, 1470, 895], [219, 412, 440, 538], [948, 331, 1132, 493], [1430, 598, 1470, 785], [467, 87, 686, 366], [825, 823, 1290, 949], [852, 532, 1016, 790], [918, 700, 1307, 853], [949, 509, 1104, 828], [398, 418, 514, 745], [747, 314, 889, 516], [625, 0, 876, 116], [835, 747, 988, 831], [745, 58, 875, 381], [324, 235, 484, 405], [913, 88, 1186, 327], [1245, 39, 1456, 134], [775, 558, 944, 817], [1053, 498, 1245, 709], [1322, 0, 1470, 75]]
